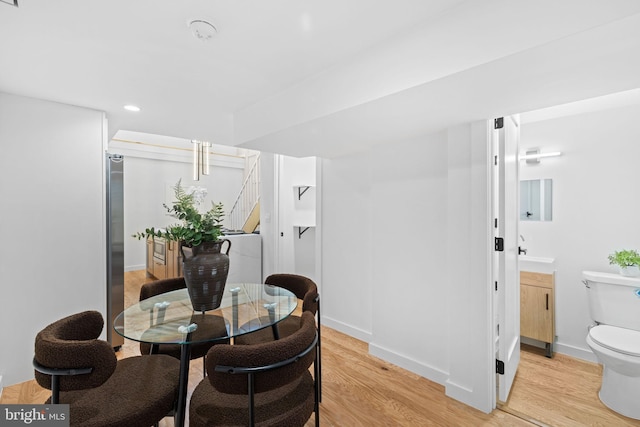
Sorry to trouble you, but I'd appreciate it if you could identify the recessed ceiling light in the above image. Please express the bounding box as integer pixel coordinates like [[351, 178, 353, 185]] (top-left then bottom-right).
[[189, 20, 217, 41], [124, 105, 141, 112]]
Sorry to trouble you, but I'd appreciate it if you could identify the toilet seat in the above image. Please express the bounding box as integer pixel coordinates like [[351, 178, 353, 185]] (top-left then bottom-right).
[[589, 325, 640, 357]]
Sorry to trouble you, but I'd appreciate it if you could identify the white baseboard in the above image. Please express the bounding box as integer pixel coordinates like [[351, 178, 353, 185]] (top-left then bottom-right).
[[125, 264, 145, 272], [521, 337, 598, 363], [554, 341, 598, 363], [369, 342, 448, 386], [322, 316, 372, 343], [322, 317, 448, 386]]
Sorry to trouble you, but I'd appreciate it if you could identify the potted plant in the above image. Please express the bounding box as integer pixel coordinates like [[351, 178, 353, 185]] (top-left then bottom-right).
[[134, 180, 231, 311], [607, 249, 640, 277]]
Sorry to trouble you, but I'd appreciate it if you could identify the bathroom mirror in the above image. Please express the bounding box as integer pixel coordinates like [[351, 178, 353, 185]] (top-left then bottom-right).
[[520, 179, 552, 221]]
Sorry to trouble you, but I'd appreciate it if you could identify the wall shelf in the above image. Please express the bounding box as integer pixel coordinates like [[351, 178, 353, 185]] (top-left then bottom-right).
[[293, 184, 315, 238], [293, 184, 315, 200], [293, 224, 315, 239], [297, 226, 310, 238]]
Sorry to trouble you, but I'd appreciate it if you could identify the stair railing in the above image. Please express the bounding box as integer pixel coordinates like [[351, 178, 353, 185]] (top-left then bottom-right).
[[229, 154, 260, 231]]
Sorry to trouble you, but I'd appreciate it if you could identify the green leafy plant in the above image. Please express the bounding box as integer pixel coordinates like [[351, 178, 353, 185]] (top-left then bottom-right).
[[607, 249, 640, 268], [133, 179, 224, 247]]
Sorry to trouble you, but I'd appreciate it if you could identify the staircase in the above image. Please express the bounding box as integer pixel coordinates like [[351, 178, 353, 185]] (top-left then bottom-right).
[[229, 155, 260, 233]]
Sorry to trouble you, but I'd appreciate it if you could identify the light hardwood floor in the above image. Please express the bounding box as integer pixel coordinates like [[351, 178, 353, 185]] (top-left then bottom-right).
[[502, 344, 640, 427], [3, 270, 639, 426]]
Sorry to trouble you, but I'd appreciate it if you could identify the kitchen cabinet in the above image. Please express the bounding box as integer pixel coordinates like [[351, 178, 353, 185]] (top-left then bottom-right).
[[152, 257, 167, 280], [166, 239, 182, 279], [520, 270, 555, 357], [146, 237, 180, 280], [145, 234, 262, 282], [146, 238, 154, 277]]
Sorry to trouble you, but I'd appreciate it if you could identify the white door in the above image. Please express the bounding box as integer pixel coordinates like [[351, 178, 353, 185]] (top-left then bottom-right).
[[275, 155, 317, 275], [493, 115, 520, 403], [276, 155, 295, 273]]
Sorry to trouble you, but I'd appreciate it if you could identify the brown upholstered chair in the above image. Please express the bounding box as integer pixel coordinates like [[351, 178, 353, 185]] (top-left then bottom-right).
[[189, 311, 319, 427], [138, 277, 229, 377], [234, 273, 322, 399], [33, 310, 180, 427]]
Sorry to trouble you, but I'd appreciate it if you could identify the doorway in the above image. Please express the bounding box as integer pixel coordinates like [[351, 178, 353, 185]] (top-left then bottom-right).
[[495, 90, 640, 425], [273, 154, 319, 281]]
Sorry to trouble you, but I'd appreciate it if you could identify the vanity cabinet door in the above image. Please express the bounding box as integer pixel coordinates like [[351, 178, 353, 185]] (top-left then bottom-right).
[[520, 271, 555, 351], [520, 283, 554, 343]]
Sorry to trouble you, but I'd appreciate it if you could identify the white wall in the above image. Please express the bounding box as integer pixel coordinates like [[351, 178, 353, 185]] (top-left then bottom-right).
[[0, 93, 106, 386], [520, 103, 640, 361], [320, 151, 373, 341], [320, 121, 493, 412], [369, 132, 449, 380], [122, 155, 244, 271]]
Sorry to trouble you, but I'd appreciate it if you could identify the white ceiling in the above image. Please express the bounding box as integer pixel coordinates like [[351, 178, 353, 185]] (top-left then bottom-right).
[[1, 0, 640, 158]]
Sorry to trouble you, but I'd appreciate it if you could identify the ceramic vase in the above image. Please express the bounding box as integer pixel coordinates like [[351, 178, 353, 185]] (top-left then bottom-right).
[[619, 265, 640, 277], [181, 239, 231, 311]]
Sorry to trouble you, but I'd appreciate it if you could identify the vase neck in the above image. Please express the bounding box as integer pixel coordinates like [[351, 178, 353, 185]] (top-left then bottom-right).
[[192, 241, 222, 255]]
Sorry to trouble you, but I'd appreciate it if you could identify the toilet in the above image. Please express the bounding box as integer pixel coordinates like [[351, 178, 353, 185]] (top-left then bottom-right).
[[583, 271, 640, 420]]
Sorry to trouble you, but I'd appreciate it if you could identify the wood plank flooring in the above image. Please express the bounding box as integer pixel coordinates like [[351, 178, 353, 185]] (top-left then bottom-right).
[[503, 344, 640, 427], [3, 270, 638, 426]]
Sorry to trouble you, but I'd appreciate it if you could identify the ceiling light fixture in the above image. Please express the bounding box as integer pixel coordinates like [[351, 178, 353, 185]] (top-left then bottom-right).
[[189, 19, 217, 41], [519, 148, 562, 164], [123, 105, 141, 112]]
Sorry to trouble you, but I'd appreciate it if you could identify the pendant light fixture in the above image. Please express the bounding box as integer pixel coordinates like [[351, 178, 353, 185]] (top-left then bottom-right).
[[192, 140, 211, 181]]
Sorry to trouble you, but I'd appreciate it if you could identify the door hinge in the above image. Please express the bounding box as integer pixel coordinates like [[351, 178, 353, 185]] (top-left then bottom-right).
[[494, 155, 498, 165], [496, 359, 505, 375], [494, 117, 504, 129], [494, 218, 498, 228], [494, 237, 504, 252], [495, 281, 498, 291]]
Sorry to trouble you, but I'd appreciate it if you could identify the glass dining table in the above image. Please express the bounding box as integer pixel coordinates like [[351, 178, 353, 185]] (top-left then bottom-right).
[[113, 283, 298, 427]]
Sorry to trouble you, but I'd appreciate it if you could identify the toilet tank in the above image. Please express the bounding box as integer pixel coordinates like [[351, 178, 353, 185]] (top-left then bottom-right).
[[583, 271, 640, 331]]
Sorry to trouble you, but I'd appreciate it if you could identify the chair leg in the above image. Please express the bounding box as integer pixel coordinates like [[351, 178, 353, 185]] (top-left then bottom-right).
[[317, 300, 322, 402], [248, 373, 256, 427], [202, 355, 206, 378], [314, 344, 320, 427], [51, 375, 60, 404]]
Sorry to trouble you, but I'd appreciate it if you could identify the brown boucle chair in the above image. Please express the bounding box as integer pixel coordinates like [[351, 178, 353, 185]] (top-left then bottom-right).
[[234, 273, 322, 399], [189, 311, 319, 427], [33, 310, 180, 427], [138, 277, 230, 378]]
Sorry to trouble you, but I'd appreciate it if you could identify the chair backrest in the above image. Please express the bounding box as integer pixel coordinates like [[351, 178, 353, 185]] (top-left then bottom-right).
[[206, 311, 317, 394], [139, 277, 186, 301], [265, 273, 318, 315], [34, 310, 117, 391]]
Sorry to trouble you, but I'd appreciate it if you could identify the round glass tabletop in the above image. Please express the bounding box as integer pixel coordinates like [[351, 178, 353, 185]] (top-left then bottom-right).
[[114, 283, 298, 345]]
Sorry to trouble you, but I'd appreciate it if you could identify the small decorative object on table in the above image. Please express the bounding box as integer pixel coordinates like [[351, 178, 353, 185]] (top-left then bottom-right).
[[134, 180, 230, 311], [607, 249, 640, 277]]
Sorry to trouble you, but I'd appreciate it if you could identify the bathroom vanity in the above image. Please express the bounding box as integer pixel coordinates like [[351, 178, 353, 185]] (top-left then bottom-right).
[[520, 270, 555, 357]]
